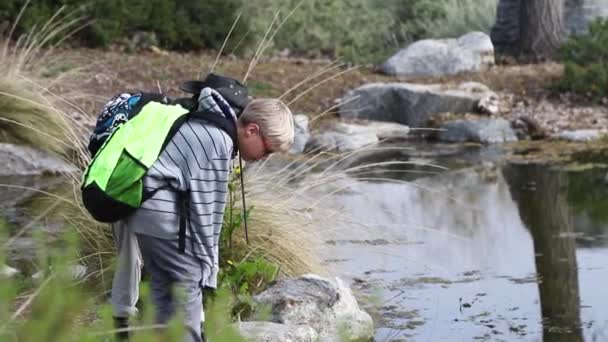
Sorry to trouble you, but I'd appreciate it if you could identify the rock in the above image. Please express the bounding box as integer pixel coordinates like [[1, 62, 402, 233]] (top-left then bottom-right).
[[290, 114, 311, 154], [478, 94, 501, 115], [339, 82, 496, 127], [306, 121, 410, 152], [382, 32, 494, 78], [0, 143, 77, 176], [554, 129, 605, 142], [306, 129, 377, 153], [438, 119, 518, 144], [253, 274, 374, 342], [235, 322, 318, 342], [0, 264, 19, 278], [512, 116, 547, 140], [31, 263, 87, 282], [68, 264, 88, 281]]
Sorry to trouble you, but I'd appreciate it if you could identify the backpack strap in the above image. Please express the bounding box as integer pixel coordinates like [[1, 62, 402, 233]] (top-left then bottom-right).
[[162, 109, 238, 254], [189, 110, 239, 152]]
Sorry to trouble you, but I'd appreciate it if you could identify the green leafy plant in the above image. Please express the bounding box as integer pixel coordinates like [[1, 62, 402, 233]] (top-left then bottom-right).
[[555, 18, 608, 101], [1, 0, 252, 52]]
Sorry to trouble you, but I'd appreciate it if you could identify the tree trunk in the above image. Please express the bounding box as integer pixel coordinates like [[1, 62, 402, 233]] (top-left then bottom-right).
[[519, 0, 567, 60]]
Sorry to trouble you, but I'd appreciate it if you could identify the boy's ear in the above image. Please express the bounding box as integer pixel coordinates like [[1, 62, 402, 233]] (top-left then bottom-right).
[[243, 123, 262, 136]]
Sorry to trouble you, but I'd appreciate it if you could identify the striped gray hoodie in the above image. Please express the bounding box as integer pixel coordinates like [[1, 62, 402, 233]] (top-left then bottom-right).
[[123, 88, 236, 288]]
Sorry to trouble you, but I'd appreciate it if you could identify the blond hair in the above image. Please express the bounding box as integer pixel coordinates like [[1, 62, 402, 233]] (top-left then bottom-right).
[[239, 98, 294, 152]]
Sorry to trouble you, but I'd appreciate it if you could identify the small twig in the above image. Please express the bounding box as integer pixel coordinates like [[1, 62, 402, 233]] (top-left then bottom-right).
[[9, 275, 54, 323], [288, 66, 360, 106]]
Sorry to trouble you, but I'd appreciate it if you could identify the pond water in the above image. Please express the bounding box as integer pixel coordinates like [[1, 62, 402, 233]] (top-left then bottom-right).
[[318, 144, 608, 342]]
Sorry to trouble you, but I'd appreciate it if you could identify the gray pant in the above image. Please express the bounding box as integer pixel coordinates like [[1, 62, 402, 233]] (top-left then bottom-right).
[[136, 233, 204, 342], [111, 222, 143, 318]]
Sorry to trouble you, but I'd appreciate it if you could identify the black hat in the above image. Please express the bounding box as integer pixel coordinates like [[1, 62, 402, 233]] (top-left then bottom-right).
[[180, 74, 249, 115]]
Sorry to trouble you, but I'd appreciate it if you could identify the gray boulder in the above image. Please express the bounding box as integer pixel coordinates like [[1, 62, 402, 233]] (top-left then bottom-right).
[[235, 322, 318, 342], [339, 82, 496, 127], [0, 143, 76, 176], [253, 274, 374, 342], [290, 114, 311, 154], [438, 119, 518, 144], [554, 129, 605, 142], [306, 121, 410, 152], [382, 31, 494, 78]]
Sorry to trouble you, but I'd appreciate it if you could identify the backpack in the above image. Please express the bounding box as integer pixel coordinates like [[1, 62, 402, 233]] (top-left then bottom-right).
[[81, 74, 248, 223]]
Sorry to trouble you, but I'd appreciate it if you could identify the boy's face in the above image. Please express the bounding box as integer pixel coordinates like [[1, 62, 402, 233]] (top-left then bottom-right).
[[237, 122, 275, 161]]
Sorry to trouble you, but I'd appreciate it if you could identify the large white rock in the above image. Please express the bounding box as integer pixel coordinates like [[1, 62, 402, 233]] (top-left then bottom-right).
[[235, 321, 318, 342], [306, 121, 410, 152], [0, 143, 76, 176], [382, 31, 494, 78], [253, 274, 374, 342], [339, 82, 496, 127]]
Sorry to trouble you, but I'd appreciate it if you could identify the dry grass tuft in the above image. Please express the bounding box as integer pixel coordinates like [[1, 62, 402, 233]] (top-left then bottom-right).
[[0, 4, 91, 157]]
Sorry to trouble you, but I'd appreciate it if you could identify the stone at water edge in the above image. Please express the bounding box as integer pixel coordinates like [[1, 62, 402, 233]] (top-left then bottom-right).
[[305, 121, 410, 153], [235, 321, 318, 342], [382, 31, 494, 78], [339, 82, 497, 128], [438, 119, 518, 144], [253, 274, 374, 342], [290, 114, 311, 154], [553, 129, 606, 142], [478, 94, 501, 115]]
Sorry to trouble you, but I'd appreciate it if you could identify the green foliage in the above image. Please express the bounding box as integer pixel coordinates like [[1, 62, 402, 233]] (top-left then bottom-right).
[[243, 0, 498, 64], [555, 19, 608, 101], [204, 288, 249, 342], [3, 0, 499, 63], [2, 0, 252, 51], [426, 0, 499, 39], [217, 167, 279, 320], [244, 0, 399, 64]]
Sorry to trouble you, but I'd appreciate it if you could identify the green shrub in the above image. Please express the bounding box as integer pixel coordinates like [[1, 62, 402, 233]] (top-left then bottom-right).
[[2, 0, 252, 51], [427, 0, 498, 38], [243, 0, 498, 64], [243, 0, 399, 64], [555, 19, 608, 101], [2, 0, 499, 63]]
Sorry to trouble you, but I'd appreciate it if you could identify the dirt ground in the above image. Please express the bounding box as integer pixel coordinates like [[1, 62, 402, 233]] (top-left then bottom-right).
[[55, 48, 607, 135]]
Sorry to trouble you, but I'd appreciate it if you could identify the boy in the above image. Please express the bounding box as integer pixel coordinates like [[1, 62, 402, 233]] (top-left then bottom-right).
[[112, 87, 294, 341]]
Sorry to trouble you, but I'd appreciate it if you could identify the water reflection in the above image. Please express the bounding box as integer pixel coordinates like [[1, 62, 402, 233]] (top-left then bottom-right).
[[317, 160, 608, 341], [504, 164, 583, 342]]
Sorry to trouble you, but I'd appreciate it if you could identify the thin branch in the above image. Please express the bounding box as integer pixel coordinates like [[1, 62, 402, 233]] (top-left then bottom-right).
[[288, 66, 360, 106]]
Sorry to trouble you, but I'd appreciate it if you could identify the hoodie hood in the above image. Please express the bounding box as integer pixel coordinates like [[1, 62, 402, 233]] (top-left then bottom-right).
[[197, 87, 238, 124]]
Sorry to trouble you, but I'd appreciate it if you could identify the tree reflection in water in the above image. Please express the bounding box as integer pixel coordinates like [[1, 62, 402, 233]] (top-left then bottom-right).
[[503, 164, 583, 342]]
